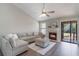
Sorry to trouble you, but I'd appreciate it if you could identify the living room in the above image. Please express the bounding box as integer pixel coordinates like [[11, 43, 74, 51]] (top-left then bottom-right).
[[0, 3, 79, 56]]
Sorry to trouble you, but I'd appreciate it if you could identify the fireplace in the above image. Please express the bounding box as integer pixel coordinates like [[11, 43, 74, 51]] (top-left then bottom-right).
[[49, 32, 57, 40]]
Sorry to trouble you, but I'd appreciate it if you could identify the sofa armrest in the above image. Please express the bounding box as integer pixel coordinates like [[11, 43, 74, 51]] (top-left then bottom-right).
[[1, 38, 12, 56]]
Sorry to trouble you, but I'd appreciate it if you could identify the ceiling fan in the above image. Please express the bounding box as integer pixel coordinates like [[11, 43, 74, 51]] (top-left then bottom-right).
[[40, 3, 55, 17]]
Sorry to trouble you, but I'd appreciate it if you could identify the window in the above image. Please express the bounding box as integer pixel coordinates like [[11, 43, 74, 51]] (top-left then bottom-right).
[[40, 23, 46, 28], [40, 22, 46, 34]]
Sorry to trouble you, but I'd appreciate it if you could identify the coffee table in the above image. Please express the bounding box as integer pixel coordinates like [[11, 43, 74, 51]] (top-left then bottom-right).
[[28, 42, 56, 56]]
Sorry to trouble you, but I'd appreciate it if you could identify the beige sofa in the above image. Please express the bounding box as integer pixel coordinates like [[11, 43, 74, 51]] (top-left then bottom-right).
[[1, 33, 28, 56]]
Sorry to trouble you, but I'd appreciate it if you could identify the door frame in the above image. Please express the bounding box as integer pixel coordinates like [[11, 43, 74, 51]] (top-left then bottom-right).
[[61, 21, 77, 44]]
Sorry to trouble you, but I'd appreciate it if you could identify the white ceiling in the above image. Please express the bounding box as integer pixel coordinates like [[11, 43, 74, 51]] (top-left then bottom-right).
[[14, 3, 79, 21]]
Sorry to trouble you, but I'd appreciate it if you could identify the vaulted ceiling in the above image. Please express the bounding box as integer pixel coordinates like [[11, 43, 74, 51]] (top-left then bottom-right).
[[14, 3, 79, 21]]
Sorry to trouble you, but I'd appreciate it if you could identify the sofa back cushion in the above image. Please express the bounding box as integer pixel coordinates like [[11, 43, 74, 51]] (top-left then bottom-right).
[[17, 33, 27, 38], [9, 38, 18, 48], [11, 34, 18, 39], [2, 33, 19, 48], [8, 34, 19, 48], [17, 32, 34, 38], [3, 34, 13, 40], [3, 33, 18, 40]]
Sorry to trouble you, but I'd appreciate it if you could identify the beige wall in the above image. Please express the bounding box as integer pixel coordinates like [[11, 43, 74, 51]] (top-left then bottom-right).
[[0, 4, 39, 48], [0, 4, 39, 33]]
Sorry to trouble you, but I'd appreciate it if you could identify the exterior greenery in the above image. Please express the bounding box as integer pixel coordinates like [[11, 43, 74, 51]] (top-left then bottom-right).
[[64, 23, 76, 33]]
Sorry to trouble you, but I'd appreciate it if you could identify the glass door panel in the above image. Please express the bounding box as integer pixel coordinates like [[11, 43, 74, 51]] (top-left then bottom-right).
[[61, 21, 77, 44], [71, 22, 77, 43], [63, 22, 71, 42]]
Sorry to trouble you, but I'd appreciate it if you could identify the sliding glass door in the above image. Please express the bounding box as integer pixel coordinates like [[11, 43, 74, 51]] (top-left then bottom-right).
[[61, 21, 77, 44]]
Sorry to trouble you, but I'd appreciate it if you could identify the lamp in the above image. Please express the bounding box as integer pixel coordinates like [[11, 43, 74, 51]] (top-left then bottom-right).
[[39, 13, 47, 17]]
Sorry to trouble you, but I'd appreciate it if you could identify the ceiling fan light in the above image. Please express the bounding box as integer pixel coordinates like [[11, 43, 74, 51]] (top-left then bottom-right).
[[39, 13, 47, 17]]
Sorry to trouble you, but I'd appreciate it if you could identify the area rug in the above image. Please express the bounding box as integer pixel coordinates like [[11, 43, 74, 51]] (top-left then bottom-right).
[[28, 42, 56, 55]]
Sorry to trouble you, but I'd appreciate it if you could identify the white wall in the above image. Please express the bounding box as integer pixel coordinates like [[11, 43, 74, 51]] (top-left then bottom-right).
[[40, 16, 78, 43], [77, 17, 79, 44], [46, 19, 61, 42], [0, 4, 39, 48], [39, 19, 60, 42]]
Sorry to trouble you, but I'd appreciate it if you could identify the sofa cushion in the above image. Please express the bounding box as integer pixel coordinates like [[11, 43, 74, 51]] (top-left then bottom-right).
[[9, 38, 17, 48], [11, 34, 18, 39], [10, 38, 28, 48], [3, 33, 18, 48], [21, 36, 35, 40], [21, 36, 36, 43], [3, 33, 18, 40], [14, 40, 28, 48], [17, 33, 27, 38], [27, 32, 34, 36], [3, 33, 13, 40]]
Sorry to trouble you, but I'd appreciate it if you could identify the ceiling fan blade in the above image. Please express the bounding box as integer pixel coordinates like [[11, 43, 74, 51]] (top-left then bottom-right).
[[47, 11, 55, 13], [46, 13, 50, 17]]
